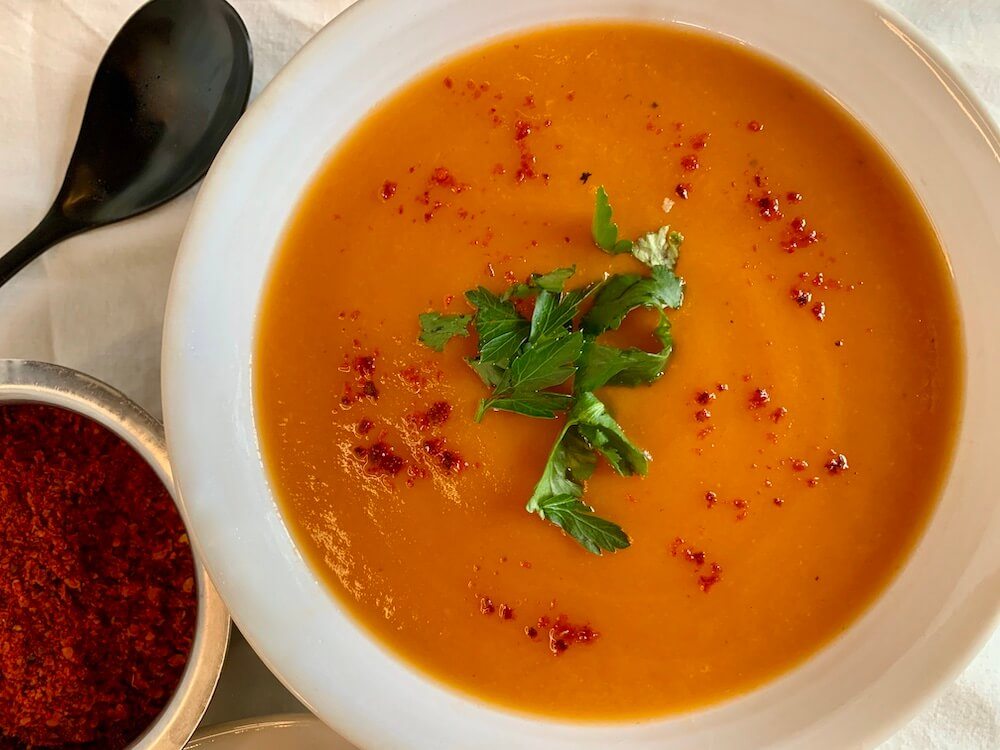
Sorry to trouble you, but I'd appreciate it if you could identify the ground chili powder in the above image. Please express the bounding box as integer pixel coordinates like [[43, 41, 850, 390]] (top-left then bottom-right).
[[0, 405, 197, 749]]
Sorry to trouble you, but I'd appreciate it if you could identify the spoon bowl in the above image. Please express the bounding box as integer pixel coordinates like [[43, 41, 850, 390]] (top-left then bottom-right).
[[0, 0, 252, 287]]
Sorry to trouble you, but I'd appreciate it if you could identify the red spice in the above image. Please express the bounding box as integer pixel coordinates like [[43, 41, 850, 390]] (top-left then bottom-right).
[[680, 154, 700, 171], [733, 498, 749, 521], [439, 450, 468, 475], [514, 120, 532, 140], [705, 490, 718, 508], [357, 418, 374, 435], [479, 596, 495, 615], [525, 626, 539, 639], [812, 301, 827, 321], [791, 458, 809, 472], [786, 191, 803, 203], [380, 180, 397, 200], [691, 132, 710, 150], [791, 287, 813, 306], [749, 387, 771, 409], [443, 76, 453, 89], [498, 603, 515, 620], [675, 183, 691, 200], [699, 563, 723, 592], [409, 400, 452, 430], [695, 409, 711, 422], [367, 441, 405, 476], [695, 390, 716, 405], [0, 405, 196, 749], [353, 355, 376, 378], [756, 193, 782, 220], [547, 615, 598, 656], [782, 217, 820, 253], [716, 382, 730, 392], [825, 452, 849, 474], [771, 406, 788, 423], [807, 477, 821, 488], [747, 120, 763, 132], [773, 497, 784, 507]]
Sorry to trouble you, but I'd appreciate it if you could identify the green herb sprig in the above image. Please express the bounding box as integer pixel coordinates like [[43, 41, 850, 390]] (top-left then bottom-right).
[[417, 187, 685, 554]]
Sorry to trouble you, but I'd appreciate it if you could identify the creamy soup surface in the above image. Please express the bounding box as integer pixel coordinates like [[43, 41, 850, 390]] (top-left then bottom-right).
[[255, 24, 962, 718]]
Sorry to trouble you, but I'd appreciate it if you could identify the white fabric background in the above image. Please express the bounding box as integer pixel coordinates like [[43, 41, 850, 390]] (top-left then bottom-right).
[[0, 1, 996, 746]]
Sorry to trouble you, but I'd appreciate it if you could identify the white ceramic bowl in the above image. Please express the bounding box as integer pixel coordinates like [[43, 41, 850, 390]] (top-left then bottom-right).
[[162, 1, 1000, 747]]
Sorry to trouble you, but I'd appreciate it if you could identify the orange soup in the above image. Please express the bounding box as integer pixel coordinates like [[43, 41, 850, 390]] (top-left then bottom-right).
[[255, 24, 962, 719]]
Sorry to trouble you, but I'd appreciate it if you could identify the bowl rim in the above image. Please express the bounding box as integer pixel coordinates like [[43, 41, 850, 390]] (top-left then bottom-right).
[[162, 0, 1000, 747], [0, 359, 230, 750]]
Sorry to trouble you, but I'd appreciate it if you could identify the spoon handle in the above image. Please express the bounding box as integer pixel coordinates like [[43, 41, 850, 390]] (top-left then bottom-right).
[[0, 209, 79, 289]]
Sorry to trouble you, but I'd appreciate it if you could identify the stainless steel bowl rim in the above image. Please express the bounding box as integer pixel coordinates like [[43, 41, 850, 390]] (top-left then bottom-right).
[[0, 359, 230, 750]]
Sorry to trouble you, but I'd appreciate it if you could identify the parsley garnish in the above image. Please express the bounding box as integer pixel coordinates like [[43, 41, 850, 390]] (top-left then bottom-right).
[[418, 312, 473, 351], [591, 186, 633, 254], [416, 187, 686, 554]]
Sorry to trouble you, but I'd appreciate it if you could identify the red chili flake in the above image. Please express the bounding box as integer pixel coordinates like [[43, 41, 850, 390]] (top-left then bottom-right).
[[361, 380, 379, 400], [749, 387, 771, 409], [580, 171, 592, 183], [699, 563, 723, 592], [835, 339, 845, 347], [422, 437, 445, 455], [520, 560, 532, 569], [0, 405, 196, 749], [380, 180, 397, 200], [439, 450, 468, 475], [691, 132, 710, 150], [525, 626, 538, 639], [684, 547, 706, 566], [367, 442, 405, 475], [357, 418, 374, 435], [514, 120, 532, 141], [791, 458, 809, 472], [771, 406, 787, 423], [670, 537, 685, 556], [791, 288, 813, 306], [773, 497, 784, 507], [733, 498, 749, 521], [353, 355, 376, 378], [479, 597, 495, 615], [747, 120, 763, 132], [498, 604, 514, 620], [807, 477, 821, 488], [786, 191, 802, 203], [675, 183, 691, 200], [408, 401, 450, 430], [756, 193, 781, 220], [695, 390, 716, 405], [547, 615, 599, 656], [680, 154, 700, 171], [443, 76, 453, 89], [537, 615, 551, 628], [782, 219, 819, 253], [353, 445, 368, 458], [812, 302, 827, 321], [695, 409, 711, 422], [825, 452, 849, 474], [717, 383, 729, 392], [705, 490, 718, 508]]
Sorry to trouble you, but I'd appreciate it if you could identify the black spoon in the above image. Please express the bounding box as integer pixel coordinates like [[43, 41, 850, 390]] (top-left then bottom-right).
[[0, 0, 253, 288]]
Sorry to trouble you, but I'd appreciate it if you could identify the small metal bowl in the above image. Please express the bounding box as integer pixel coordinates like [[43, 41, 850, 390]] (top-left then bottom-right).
[[0, 359, 230, 750]]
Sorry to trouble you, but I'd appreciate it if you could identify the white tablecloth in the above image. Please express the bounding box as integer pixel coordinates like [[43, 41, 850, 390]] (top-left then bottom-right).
[[0, 1, 996, 746]]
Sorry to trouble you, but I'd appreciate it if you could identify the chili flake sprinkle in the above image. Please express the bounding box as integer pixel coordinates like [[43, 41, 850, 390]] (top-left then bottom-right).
[[0, 405, 196, 749]]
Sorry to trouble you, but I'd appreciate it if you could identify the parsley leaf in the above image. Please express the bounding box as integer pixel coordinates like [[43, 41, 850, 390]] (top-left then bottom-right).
[[571, 392, 649, 477], [464, 357, 504, 388], [632, 226, 683, 270], [418, 312, 472, 351], [532, 494, 630, 555], [592, 186, 634, 255], [465, 287, 529, 366], [528, 286, 594, 343], [575, 313, 673, 392], [477, 331, 583, 420], [504, 266, 576, 299], [525, 423, 629, 555], [582, 266, 684, 334]]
